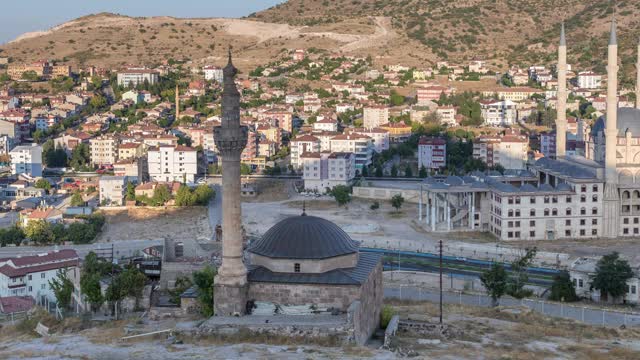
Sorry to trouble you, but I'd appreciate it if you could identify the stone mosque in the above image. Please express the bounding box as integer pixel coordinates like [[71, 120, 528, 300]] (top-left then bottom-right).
[[210, 49, 383, 344]]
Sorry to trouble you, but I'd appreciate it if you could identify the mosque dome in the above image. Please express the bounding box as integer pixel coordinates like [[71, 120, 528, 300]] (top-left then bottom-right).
[[248, 215, 358, 260], [591, 107, 640, 137]]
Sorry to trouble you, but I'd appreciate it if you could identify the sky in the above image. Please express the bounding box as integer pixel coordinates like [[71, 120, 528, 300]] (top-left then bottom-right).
[[0, 0, 284, 44]]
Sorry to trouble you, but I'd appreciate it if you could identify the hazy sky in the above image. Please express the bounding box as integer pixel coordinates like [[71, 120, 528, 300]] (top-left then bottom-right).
[[0, 0, 284, 44]]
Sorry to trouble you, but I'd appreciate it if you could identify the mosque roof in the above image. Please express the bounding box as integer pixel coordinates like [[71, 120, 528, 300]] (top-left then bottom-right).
[[534, 157, 597, 179], [248, 215, 358, 260], [591, 107, 640, 137]]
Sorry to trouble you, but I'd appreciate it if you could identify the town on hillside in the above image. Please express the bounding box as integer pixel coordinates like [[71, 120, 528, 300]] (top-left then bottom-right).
[[0, 9, 640, 359]]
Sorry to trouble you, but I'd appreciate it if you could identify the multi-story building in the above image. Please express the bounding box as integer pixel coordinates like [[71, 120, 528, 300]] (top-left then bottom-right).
[[116, 68, 159, 87], [301, 152, 356, 193], [7, 60, 52, 80], [363, 106, 389, 130], [9, 144, 42, 177], [290, 134, 321, 169], [313, 118, 338, 132], [436, 106, 457, 126], [481, 87, 543, 102], [379, 122, 412, 143], [329, 134, 373, 170], [418, 137, 446, 170], [344, 127, 389, 153], [480, 100, 518, 126], [90, 135, 119, 166], [577, 71, 602, 89], [114, 158, 147, 183], [203, 65, 223, 83], [147, 145, 198, 183], [0, 250, 79, 303], [0, 135, 15, 154], [99, 176, 127, 206], [51, 65, 71, 78], [473, 132, 529, 170], [417, 86, 452, 105], [118, 142, 144, 161], [259, 109, 293, 133]]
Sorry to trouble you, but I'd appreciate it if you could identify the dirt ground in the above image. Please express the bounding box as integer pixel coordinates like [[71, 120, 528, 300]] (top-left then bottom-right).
[[96, 207, 212, 244], [387, 299, 640, 359]]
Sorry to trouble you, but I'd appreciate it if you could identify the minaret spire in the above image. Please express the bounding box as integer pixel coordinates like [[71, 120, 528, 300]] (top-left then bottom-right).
[[636, 38, 640, 109], [175, 84, 180, 121], [556, 21, 567, 158]]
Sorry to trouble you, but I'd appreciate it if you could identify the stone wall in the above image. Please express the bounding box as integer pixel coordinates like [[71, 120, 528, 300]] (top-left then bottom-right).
[[247, 282, 361, 310], [250, 253, 358, 274], [353, 186, 421, 203], [159, 261, 208, 290], [352, 261, 383, 344]]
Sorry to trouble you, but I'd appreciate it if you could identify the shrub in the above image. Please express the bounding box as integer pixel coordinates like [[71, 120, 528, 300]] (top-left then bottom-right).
[[380, 305, 395, 329]]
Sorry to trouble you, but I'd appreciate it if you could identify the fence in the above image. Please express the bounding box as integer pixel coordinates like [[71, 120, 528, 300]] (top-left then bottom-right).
[[384, 285, 640, 328]]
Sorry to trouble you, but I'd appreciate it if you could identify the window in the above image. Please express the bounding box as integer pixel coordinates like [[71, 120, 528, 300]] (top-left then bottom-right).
[[530, 220, 535, 227], [544, 196, 550, 204], [508, 210, 514, 217], [544, 209, 550, 216], [28, 286, 32, 292], [508, 221, 513, 228], [530, 209, 536, 216], [530, 197, 536, 204], [566, 208, 572, 216], [635, 228, 639, 235], [579, 279, 584, 288], [566, 219, 571, 226], [626, 218, 632, 224], [508, 198, 514, 205], [515, 221, 520, 227], [41, 273, 45, 279], [632, 286, 637, 295], [592, 208, 598, 215], [508, 232, 513, 238], [28, 275, 32, 280], [592, 229, 597, 236], [592, 195, 598, 202], [573, 278, 577, 286], [635, 218, 639, 224], [294, 263, 301, 273], [565, 230, 571, 236], [581, 185, 587, 193], [592, 185, 598, 192], [624, 228, 629, 234], [552, 196, 558, 204], [580, 219, 586, 225], [515, 231, 521, 238], [566, 196, 572, 203], [580, 195, 586, 203], [581, 208, 586, 215], [41, 284, 46, 290], [515, 209, 520, 217], [515, 197, 521, 205], [552, 209, 558, 216], [580, 229, 586, 236], [530, 231, 535, 237]]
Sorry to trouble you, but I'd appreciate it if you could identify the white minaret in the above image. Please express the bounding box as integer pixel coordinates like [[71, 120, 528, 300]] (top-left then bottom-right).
[[603, 18, 620, 239], [636, 38, 640, 109], [556, 22, 567, 158]]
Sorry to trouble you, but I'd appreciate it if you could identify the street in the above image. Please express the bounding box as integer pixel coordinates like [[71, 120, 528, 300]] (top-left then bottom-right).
[[0, 239, 162, 259]]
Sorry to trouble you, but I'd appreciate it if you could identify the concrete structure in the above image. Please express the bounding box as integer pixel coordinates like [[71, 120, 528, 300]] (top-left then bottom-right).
[[290, 135, 321, 169], [329, 134, 373, 170], [9, 144, 42, 177], [556, 23, 568, 158], [203, 66, 223, 83], [90, 135, 119, 166], [0, 250, 79, 304], [99, 176, 127, 206], [569, 257, 639, 304], [473, 132, 528, 170], [344, 127, 389, 153], [301, 152, 356, 193], [213, 51, 250, 316], [418, 137, 446, 170], [117, 68, 159, 87], [577, 72, 602, 89], [147, 145, 198, 183], [481, 100, 517, 126], [363, 106, 388, 130]]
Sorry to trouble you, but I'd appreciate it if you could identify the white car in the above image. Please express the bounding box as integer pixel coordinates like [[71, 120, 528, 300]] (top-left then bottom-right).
[[196, 178, 207, 184]]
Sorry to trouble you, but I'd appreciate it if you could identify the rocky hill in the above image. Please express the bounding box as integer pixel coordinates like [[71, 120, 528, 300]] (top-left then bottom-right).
[[1, 1, 640, 81]]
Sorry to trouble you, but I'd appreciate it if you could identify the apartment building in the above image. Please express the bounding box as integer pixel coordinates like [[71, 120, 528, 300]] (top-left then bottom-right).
[[9, 144, 42, 177], [116, 68, 159, 87], [99, 176, 127, 206], [117, 142, 144, 161], [473, 132, 529, 170], [363, 105, 389, 130], [7, 60, 52, 80], [436, 106, 457, 126], [481, 100, 518, 126], [203, 65, 223, 83], [417, 86, 452, 105], [577, 72, 602, 89], [147, 145, 198, 183], [90, 135, 119, 166], [418, 137, 447, 170], [290, 134, 321, 169], [329, 134, 373, 170], [344, 127, 389, 153], [301, 152, 356, 193]]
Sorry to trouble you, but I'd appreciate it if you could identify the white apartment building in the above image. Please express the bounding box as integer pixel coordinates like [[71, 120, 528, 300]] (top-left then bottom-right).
[[290, 134, 321, 169], [117, 69, 159, 87], [473, 133, 529, 170], [436, 106, 457, 126], [90, 135, 119, 166], [363, 106, 389, 130], [329, 134, 373, 170], [481, 100, 518, 126], [418, 137, 446, 170], [99, 176, 127, 206], [203, 66, 223, 83], [0, 135, 15, 154], [345, 128, 389, 153], [9, 144, 42, 177], [301, 152, 356, 193], [0, 250, 79, 304], [148, 145, 198, 183], [577, 72, 602, 89], [313, 119, 338, 132]]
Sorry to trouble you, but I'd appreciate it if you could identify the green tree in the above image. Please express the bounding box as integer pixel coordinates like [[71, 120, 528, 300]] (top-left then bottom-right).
[[240, 163, 252, 175], [24, 220, 55, 245], [70, 143, 90, 170], [390, 164, 398, 177], [49, 270, 74, 310], [592, 252, 634, 301], [548, 271, 578, 302], [375, 165, 383, 177], [175, 184, 196, 206], [331, 185, 351, 206], [90, 94, 107, 109], [419, 165, 428, 178], [193, 185, 215, 205], [21, 70, 39, 81], [391, 194, 405, 212], [150, 184, 171, 206], [389, 90, 404, 106], [35, 179, 52, 192], [481, 262, 508, 307], [70, 192, 84, 207], [506, 248, 537, 299], [126, 182, 136, 201], [0, 226, 25, 247], [169, 276, 193, 305], [80, 272, 104, 312], [404, 165, 413, 178], [194, 266, 216, 316]]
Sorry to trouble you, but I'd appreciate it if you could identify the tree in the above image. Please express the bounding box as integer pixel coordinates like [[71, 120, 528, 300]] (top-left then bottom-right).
[[506, 248, 537, 299], [49, 270, 74, 310], [24, 220, 55, 245], [548, 271, 578, 302], [480, 262, 508, 307], [70, 192, 84, 207], [592, 252, 634, 301], [0, 226, 25, 247], [90, 94, 107, 109], [80, 272, 104, 312], [169, 276, 193, 305], [361, 166, 369, 177], [193, 185, 215, 205], [405, 165, 413, 178], [390, 164, 398, 177], [175, 184, 196, 206], [389, 90, 405, 106], [193, 266, 216, 316], [331, 185, 351, 206], [70, 143, 90, 170], [240, 163, 252, 175], [151, 184, 171, 206], [35, 179, 52, 192], [419, 165, 428, 178], [126, 182, 136, 201], [21, 70, 39, 81], [375, 165, 383, 177], [391, 194, 405, 212]]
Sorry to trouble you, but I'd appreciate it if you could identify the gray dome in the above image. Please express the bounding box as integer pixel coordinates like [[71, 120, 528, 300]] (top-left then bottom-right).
[[591, 107, 640, 137], [248, 215, 358, 259]]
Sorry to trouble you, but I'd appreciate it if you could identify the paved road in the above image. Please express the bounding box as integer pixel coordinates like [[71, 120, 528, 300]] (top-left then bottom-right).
[[0, 239, 162, 259], [384, 286, 640, 328]]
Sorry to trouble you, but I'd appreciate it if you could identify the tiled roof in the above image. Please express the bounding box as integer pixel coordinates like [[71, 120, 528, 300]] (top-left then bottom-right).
[[0, 296, 35, 314]]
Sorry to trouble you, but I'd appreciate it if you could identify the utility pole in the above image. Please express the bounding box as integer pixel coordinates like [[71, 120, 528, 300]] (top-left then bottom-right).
[[439, 239, 443, 324]]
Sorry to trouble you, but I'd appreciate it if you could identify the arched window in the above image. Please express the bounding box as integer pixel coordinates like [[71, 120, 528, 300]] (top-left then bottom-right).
[[580, 207, 586, 215], [592, 207, 598, 215], [580, 195, 586, 203], [544, 209, 550, 216], [566, 208, 572, 216], [592, 195, 598, 202], [552, 208, 558, 216]]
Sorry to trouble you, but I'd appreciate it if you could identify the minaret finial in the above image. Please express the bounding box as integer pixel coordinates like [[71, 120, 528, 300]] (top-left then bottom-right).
[[302, 200, 307, 216]]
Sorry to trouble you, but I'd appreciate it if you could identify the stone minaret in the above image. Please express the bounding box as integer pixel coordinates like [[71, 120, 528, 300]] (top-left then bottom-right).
[[603, 18, 620, 239], [213, 49, 249, 316], [556, 22, 568, 158], [636, 38, 640, 109], [175, 84, 180, 121]]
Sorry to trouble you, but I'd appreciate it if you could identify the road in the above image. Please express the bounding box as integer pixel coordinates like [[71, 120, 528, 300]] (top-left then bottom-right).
[[384, 286, 640, 328], [0, 239, 162, 259]]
